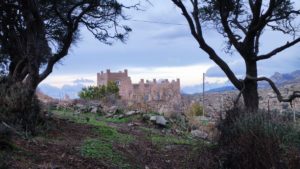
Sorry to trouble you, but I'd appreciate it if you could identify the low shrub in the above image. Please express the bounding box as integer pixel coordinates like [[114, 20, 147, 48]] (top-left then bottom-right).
[[187, 103, 204, 117], [217, 108, 300, 169], [79, 81, 119, 101]]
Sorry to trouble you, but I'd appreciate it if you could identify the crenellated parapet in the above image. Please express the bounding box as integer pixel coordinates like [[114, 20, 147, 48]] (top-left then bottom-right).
[[97, 69, 181, 102]]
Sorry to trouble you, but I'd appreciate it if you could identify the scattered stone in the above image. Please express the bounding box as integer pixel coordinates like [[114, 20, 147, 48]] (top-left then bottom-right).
[[125, 110, 135, 116], [113, 114, 125, 119], [73, 111, 81, 115], [191, 130, 208, 139], [156, 116, 168, 126], [150, 115, 157, 122], [108, 106, 118, 113], [128, 122, 141, 127], [142, 114, 151, 121], [150, 115, 168, 127], [105, 113, 113, 118], [90, 107, 98, 114], [125, 110, 140, 116]]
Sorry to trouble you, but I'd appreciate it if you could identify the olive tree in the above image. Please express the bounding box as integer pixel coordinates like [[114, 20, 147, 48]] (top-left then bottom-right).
[[171, 0, 300, 111], [0, 0, 134, 131]]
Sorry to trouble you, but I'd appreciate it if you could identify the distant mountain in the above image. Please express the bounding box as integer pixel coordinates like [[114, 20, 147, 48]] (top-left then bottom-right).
[[206, 86, 236, 93], [39, 78, 95, 99], [183, 70, 300, 95], [181, 81, 233, 94], [270, 70, 300, 85], [38, 84, 62, 98], [39, 83, 86, 99]]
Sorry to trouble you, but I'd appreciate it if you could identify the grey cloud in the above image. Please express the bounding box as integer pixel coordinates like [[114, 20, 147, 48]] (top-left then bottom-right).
[[39, 83, 85, 99], [73, 78, 94, 84], [152, 27, 190, 40], [206, 60, 245, 78]]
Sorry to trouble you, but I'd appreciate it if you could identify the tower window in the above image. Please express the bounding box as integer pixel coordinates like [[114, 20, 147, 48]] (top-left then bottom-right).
[[115, 80, 121, 86]]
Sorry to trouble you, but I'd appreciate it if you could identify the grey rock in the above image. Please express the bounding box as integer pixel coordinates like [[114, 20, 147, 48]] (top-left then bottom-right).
[[142, 114, 151, 121], [156, 116, 168, 126], [90, 107, 98, 113], [125, 110, 139, 116], [128, 122, 141, 127], [150, 115, 168, 126], [114, 114, 125, 118], [108, 106, 118, 113], [105, 113, 113, 118], [150, 115, 157, 122], [191, 130, 208, 139], [73, 111, 81, 115]]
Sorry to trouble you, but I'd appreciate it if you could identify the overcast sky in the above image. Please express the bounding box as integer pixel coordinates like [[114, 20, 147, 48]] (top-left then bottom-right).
[[40, 0, 300, 92]]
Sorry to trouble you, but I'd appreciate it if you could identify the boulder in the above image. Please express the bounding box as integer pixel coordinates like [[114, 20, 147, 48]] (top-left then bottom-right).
[[128, 122, 141, 127], [156, 116, 168, 126], [108, 106, 118, 113], [113, 114, 125, 119], [150, 115, 168, 127], [74, 104, 89, 113], [90, 107, 98, 114], [150, 115, 157, 122], [142, 114, 151, 121], [191, 130, 208, 139], [125, 110, 141, 117], [105, 113, 113, 118]]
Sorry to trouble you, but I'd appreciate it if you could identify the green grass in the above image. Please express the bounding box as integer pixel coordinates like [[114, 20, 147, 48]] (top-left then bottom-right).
[[139, 126, 156, 133], [53, 110, 105, 126], [105, 114, 143, 123], [95, 124, 134, 143], [80, 138, 131, 168], [53, 109, 134, 143], [139, 126, 197, 146], [52, 109, 133, 168], [81, 126, 133, 168], [149, 134, 195, 145], [81, 139, 114, 159], [104, 117, 131, 123]]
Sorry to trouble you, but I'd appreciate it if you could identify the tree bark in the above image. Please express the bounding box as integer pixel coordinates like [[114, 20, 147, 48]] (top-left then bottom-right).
[[242, 61, 259, 112], [0, 75, 40, 134]]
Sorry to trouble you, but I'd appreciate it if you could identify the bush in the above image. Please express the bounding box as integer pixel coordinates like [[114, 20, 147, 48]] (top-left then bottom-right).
[[187, 103, 204, 117], [217, 108, 300, 169], [79, 81, 119, 100]]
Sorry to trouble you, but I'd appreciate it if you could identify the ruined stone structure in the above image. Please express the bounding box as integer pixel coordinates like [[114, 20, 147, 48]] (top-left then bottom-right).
[[97, 69, 181, 103]]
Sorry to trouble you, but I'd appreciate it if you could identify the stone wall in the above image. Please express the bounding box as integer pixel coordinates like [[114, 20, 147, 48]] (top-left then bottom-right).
[[97, 69, 181, 104]]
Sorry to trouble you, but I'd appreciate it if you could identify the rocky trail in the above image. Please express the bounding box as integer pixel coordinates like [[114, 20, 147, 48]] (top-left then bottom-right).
[[6, 110, 208, 169]]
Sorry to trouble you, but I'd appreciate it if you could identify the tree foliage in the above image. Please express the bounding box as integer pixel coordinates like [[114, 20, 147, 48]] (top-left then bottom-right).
[[79, 81, 119, 100], [0, 0, 134, 131], [0, 0, 133, 86], [171, 0, 300, 111]]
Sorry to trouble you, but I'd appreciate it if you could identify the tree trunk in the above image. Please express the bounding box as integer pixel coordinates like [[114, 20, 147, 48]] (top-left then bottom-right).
[[243, 80, 259, 112], [0, 78, 41, 134], [242, 61, 259, 112]]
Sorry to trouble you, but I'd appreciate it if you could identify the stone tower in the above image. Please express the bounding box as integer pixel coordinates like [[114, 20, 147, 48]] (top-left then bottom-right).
[[97, 69, 181, 102]]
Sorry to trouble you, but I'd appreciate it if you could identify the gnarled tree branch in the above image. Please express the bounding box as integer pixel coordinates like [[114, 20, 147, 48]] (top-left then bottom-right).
[[246, 75, 300, 103], [172, 0, 243, 90], [255, 37, 300, 61]]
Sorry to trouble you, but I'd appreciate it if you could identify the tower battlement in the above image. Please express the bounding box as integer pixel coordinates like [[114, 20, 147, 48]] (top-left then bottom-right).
[[97, 69, 181, 102]]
